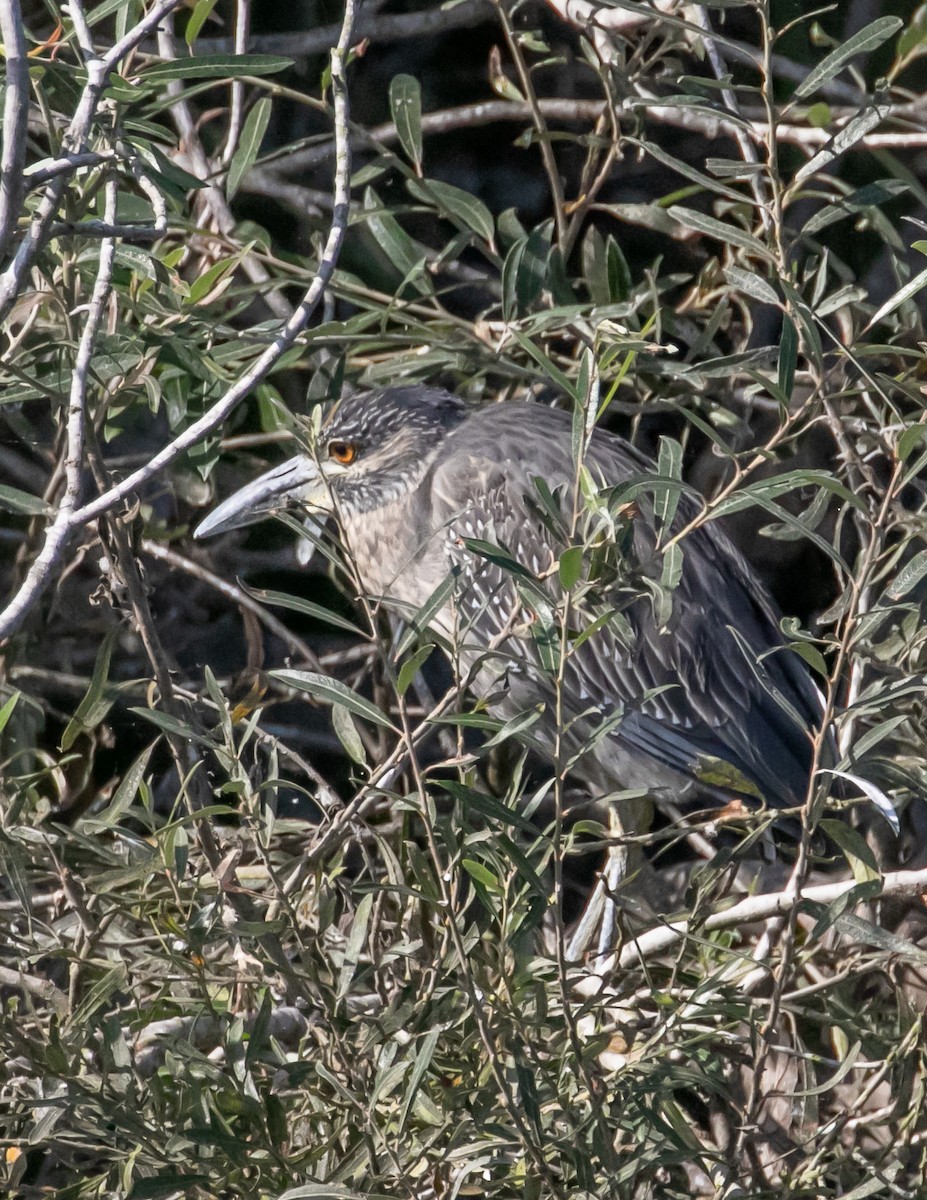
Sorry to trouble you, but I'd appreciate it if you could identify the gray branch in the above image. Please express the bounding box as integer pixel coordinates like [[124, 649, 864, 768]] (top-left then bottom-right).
[[0, 181, 119, 637], [0, 0, 30, 264], [197, 0, 492, 57]]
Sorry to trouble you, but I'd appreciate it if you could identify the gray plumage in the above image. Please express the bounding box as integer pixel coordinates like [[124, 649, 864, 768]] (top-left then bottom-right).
[[196, 385, 824, 812]]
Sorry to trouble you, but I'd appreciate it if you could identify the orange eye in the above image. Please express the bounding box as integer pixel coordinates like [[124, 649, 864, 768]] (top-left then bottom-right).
[[328, 440, 357, 465]]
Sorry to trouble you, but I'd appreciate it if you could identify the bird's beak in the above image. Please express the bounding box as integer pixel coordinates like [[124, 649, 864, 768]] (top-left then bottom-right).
[[193, 453, 332, 539]]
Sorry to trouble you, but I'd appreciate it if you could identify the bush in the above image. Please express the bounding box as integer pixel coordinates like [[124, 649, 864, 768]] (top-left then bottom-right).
[[2, 1, 927, 1195]]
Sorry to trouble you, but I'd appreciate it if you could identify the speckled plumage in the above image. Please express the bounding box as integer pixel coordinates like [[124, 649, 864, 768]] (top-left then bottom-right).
[[198, 385, 826, 812]]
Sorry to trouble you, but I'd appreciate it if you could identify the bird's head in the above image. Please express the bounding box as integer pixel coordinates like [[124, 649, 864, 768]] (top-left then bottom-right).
[[194, 385, 468, 538]]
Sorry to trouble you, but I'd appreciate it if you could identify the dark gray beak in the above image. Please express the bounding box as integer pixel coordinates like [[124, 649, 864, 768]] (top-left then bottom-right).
[[193, 453, 330, 539]]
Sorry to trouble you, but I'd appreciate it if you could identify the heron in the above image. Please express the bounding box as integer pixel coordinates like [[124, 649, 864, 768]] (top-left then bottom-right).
[[195, 385, 827, 947]]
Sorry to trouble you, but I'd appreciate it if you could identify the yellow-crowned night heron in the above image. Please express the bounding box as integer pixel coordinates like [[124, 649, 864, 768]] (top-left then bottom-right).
[[196, 386, 826, 943]]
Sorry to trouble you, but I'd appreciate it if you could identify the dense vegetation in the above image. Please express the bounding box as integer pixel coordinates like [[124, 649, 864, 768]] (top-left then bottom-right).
[[2, 0, 927, 1195]]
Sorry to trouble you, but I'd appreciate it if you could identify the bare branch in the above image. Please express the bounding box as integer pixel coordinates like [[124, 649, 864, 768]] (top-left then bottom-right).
[[616, 865, 927, 970], [0, 0, 30, 264], [0, 180, 119, 636], [197, 0, 493, 56], [156, 12, 292, 322]]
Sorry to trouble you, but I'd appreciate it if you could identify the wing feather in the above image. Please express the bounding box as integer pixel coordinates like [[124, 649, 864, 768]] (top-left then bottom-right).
[[425, 403, 823, 809]]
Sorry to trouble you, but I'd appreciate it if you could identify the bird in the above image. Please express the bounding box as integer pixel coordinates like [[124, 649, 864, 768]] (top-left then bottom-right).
[[195, 385, 827, 933]]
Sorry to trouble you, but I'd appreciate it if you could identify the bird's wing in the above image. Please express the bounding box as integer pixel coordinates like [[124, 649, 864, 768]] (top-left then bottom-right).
[[425, 404, 821, 809]]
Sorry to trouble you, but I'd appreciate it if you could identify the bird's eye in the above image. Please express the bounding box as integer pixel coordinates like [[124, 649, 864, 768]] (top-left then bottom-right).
[[328, 440, 357, 465]]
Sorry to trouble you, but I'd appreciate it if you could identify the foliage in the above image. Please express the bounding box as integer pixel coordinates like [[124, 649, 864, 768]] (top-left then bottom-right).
[[2, 0, 927, 1196]]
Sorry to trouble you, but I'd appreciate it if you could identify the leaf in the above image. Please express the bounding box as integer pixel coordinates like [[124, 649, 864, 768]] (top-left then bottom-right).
[[865, 263, 927, 330], [778, 315, 798, 400], [669, 205, 774, 261], [185, 0, 219, 45], [794, 103, 893, 185], [93, 742, 157, 826], [822, 769, 900, 834], [242, 583, 365, 635], [396, 643, 436, 695], [226, 96, 272, 199], [462, 858, 501, 890], [0, 484, 47, 516], [655, 436, 684, 534], [389, 74, 422, 170], [362, 187, 432, 294], [723, 266, 779, 307], [61, 631, 118, 751], [272, 670, 396, 730], [0, 690, 18, 741], [138, 53, 294, 84], [406, 177, 494, 244], [885, 548, 927, 599], [897, 424, 927, 462], [398, 1028, 440, 1133], [819, 819, 880, 883], [331, 703, 366, 766], [336, 891, 372, 1001], [793, 17, 903, 98], [558, 546, 584, 590]]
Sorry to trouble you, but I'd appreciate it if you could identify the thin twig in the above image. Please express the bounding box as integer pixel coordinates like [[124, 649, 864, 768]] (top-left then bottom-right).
[[196, 0, 494, 57], [156, 12, 292, 321], [140, 538, 324, 670], [221, 0, 251, 168]]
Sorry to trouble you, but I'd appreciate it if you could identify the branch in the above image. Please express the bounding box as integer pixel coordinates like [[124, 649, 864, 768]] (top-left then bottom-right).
[[197, 0, 493, 56], [616, 866, 927, 970], [0, 180, 118, 638], [0, 0, 30, 264], [273, 98, 608, 176], [0, 0, 359, 642], [156, 12, 292, 322]]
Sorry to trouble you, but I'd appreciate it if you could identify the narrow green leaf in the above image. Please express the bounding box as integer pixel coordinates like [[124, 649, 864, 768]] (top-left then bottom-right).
[[336, 891, 373, 1001], [407, 177, 494, 244], [242, 583, 365, 635], [778, 315, 798, 400], [885, 548, 927, 599], [794, 103, 893, 184], [896, 424, 927, 462], [389, 74, 423, 170], [669, 205, 773, 261], [0, 691, 19, 735], [655, 436, 684, 533], [272, 670, 396, 730], [362, 187, 432, 294], [0, 484, 47, 516], [558, 546, 584, 590], [185, 0, 219, 45], [331, 702, 366, 765], [865, 263, 927, 330], [61, 631, 118, 751], [723, 266, 780, 306], [138, 53, 293, 84], [227, 96, 272, 199], [398, 1027, 441, 1133], [462, 858, 501, 890], [396, 643, 436, 695], [93, 742, 157, 825], [794, 18, 902, 98]]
